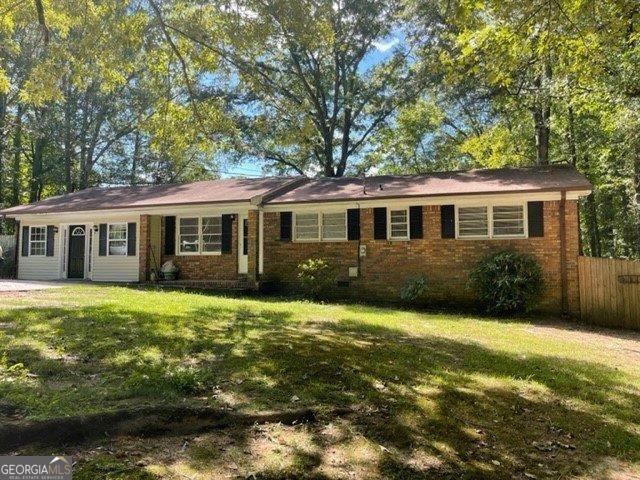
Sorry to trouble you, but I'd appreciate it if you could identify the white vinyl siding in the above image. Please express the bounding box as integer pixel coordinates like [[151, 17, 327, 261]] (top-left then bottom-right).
[[92, 219, 139, 282], [18, 226, 59, 280]]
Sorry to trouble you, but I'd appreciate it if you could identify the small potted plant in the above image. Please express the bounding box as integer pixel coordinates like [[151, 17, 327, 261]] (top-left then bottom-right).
[[160, 260, 179, 281]]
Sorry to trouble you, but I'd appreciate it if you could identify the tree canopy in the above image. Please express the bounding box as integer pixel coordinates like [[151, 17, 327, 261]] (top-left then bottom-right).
[[0, 0, 638, 258]]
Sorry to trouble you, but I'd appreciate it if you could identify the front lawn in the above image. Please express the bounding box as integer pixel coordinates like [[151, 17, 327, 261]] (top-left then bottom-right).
[[1, 285, 639, 478]]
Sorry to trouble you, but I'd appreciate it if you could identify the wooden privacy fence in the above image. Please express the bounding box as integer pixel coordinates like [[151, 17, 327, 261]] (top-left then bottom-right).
[[578, 256, 640, 329]]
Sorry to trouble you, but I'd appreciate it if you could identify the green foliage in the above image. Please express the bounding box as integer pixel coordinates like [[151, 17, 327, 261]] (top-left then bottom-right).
[[469, 250, 544, 314], [297, 258, 335, 299], [399, 274, 428, 303]]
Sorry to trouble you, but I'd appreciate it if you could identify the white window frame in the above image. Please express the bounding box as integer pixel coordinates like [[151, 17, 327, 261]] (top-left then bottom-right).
[[455, 203, 528, 240], [388, 208, 409, 240], [201, 216, 222, 255], [29, 225, 47, 257], [321, 211, 348, 241], [107, 222, 128, 256], [293, 212, 320, 242], [175, 216, 223, 256], [491, 204, 527, 238], [293, 210, 348, 242]]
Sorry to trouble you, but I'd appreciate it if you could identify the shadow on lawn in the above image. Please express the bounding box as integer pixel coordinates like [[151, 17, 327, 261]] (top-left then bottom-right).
[[1, 302, 639, 478]]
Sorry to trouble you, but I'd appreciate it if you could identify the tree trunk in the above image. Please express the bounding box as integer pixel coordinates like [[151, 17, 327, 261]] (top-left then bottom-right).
[[30, 137, 46, 203], [11, 105, 23, 206], [585, 193, 601, 257], [0, 93, 6, 209], [63, 83, 74, 193], [532, 62, 552, 166], [131, 130, 140, 185]]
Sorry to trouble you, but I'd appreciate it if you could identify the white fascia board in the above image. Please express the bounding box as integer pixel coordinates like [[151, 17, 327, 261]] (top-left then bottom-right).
[[11, 202, 255, 224], [262, 190, 591, 212]]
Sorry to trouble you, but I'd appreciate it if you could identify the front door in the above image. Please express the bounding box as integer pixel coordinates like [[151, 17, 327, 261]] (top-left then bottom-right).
[[68, 225, 86, 279]]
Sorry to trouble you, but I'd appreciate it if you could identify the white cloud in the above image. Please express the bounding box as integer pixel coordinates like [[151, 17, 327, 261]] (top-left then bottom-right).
[[372, 38, 399, 52]]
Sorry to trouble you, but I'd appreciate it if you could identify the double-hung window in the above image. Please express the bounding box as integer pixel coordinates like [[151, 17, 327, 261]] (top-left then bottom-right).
[[492, 205, 525, 237], [457, 204, 526, 239], [458, 207, 489, 238], [201, 217, 222, 253], [322, 212, 347, 240], [179, 218, 199, 253], [29, 226, 46, 256], [389, 209, 409, 239], [294, 212, 348, 241], [178, 216, 222, 254], [108, 223, 127, 256], [295, 213, 319, 241]]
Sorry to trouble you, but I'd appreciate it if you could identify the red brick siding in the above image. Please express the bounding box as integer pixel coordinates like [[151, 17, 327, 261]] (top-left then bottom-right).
[[160, 215, 240, 281], [262, 200, 580, 314]]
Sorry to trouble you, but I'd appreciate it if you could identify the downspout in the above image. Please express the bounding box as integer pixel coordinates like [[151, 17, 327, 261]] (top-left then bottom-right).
[[559, 190, 568, 316]]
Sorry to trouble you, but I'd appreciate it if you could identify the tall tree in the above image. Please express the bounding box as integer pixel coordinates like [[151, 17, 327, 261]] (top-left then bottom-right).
[[149, 0, 424, 176]]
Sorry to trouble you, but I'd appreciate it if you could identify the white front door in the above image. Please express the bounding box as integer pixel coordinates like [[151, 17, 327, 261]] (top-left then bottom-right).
[[238, 214, 248, 274]]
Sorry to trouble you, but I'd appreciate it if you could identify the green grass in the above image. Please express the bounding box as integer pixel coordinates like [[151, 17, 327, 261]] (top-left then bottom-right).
[[1, 285, 639, 478]]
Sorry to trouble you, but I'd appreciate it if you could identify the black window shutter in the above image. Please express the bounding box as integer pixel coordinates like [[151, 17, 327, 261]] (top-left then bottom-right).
[[164, 216, 176, 255], [221, 214, 233, 253], [373, 207, 387, 240], [347, 208, 360, 241], [99, 224, 107, 256], [21, 226, 29, 257], [409, 206, 423, 239], [528, 201, 544, 237], [280, 212, 292, 241], [127, 222, 137, 256], [441, 205, 455, 239], [46, 226, 55, 256]]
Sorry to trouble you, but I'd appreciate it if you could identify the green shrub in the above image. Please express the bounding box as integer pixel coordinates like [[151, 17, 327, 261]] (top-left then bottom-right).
[[469, 250, 543, 314], [400, 274, 428, 303], [297, 258, 336, 299]]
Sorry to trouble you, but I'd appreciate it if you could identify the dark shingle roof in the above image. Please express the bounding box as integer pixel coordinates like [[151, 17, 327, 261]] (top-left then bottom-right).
[[269, 165, 592, 204], [0, 177, 303, 215], [0, 165, 591, 215]]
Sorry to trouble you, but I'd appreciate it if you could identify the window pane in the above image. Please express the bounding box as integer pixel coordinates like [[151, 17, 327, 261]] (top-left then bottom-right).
[[179, 218, 199, 235], [458, 206, 488, 237], [295, 213, 318, 240], [390, 209, 408, 238], [201, 216, 222, 253], [180, 235, 199, 252], [30, 227, 46, 242], [493, 205, 524, 236], [109, 224, 127, 240], [109, 240, 127, 256], [322, 212, 346, 239], [30, 227, 46, 255]]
